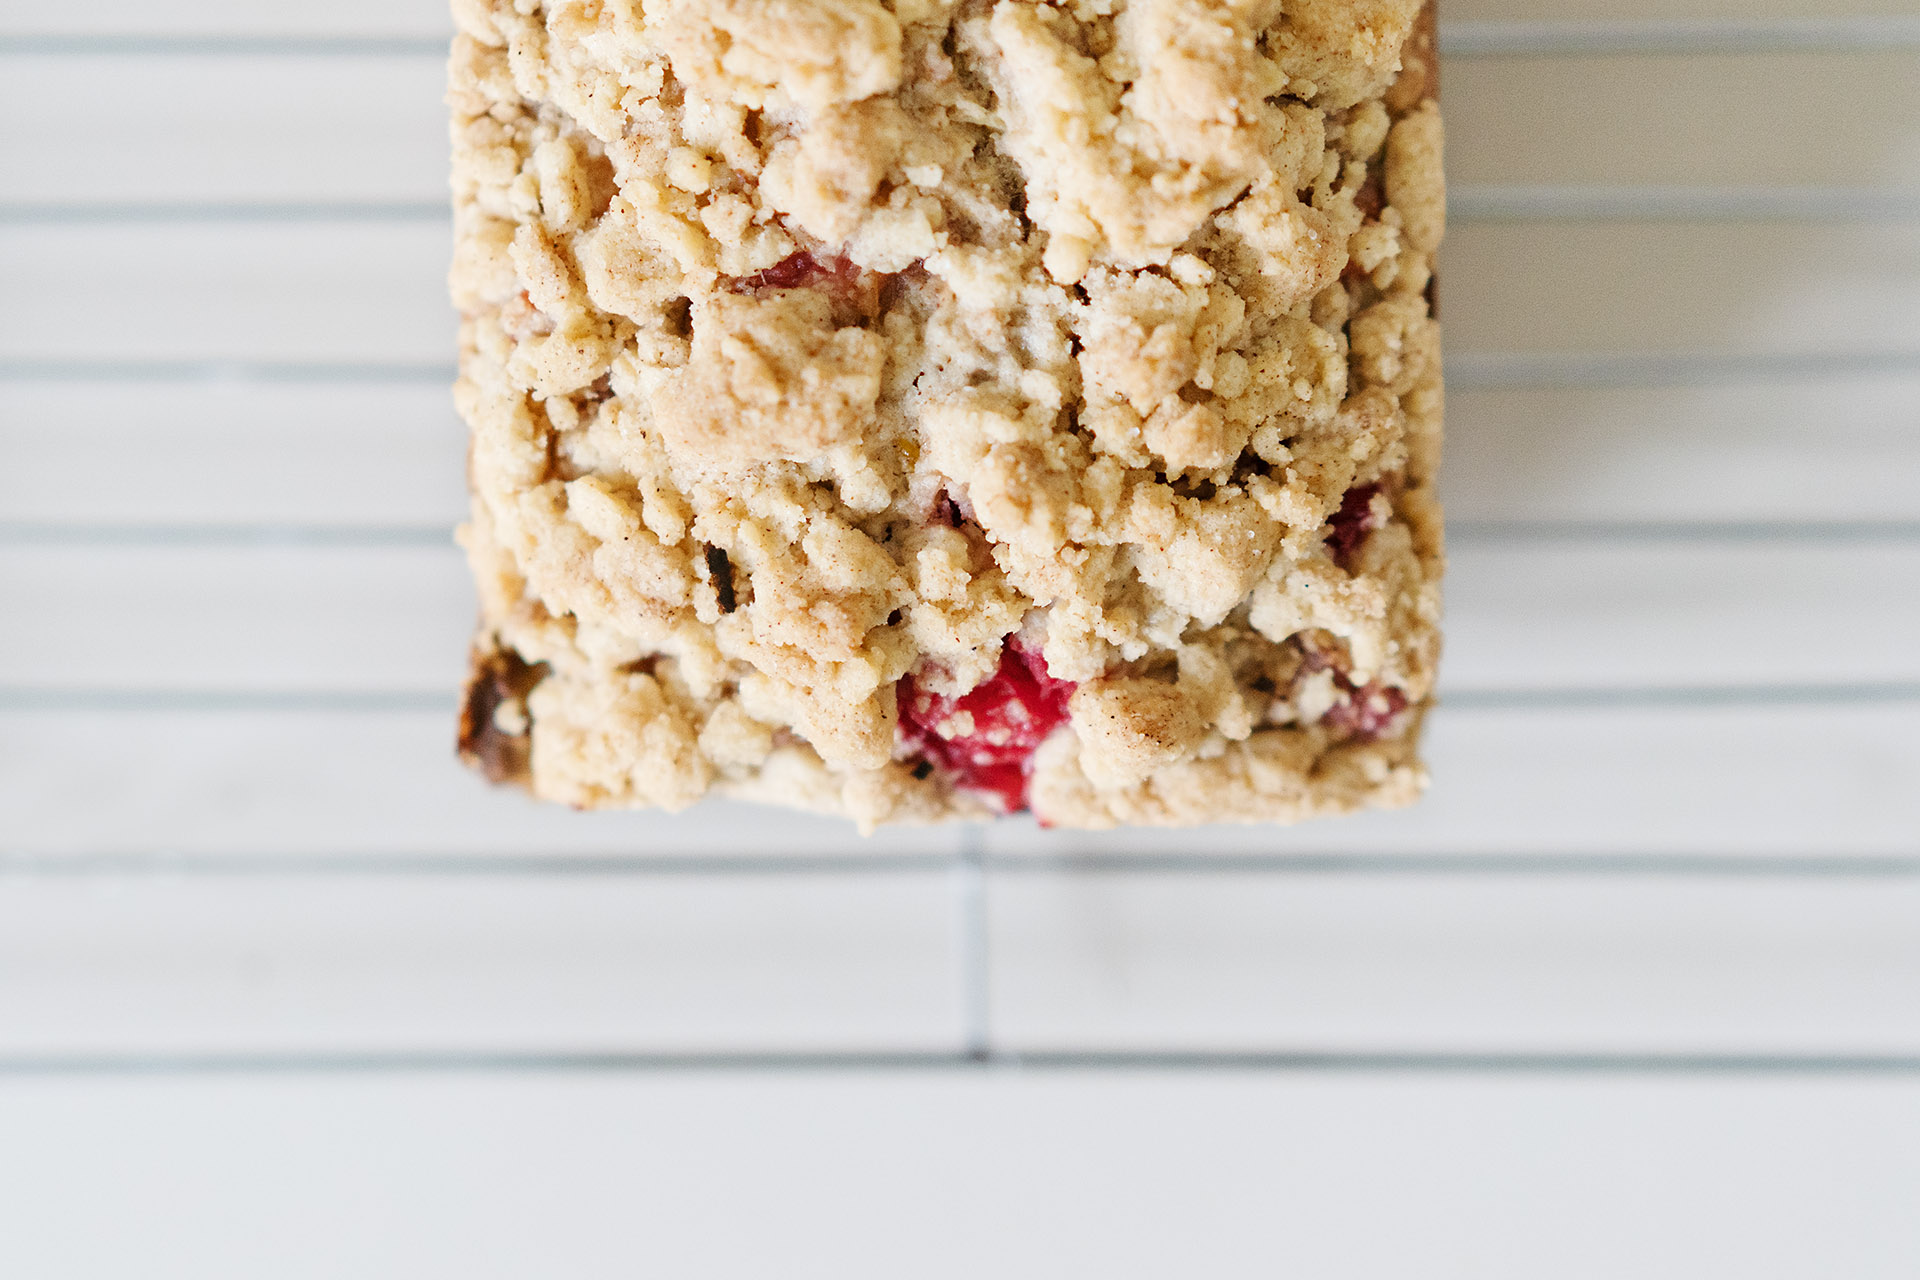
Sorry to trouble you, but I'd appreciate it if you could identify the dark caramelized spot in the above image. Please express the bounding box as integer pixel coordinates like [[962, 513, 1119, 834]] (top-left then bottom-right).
[[878, 261, 928, 313], [1340, 169, 1386, 283], [929, 490, 1000, 578], [1231, 451, 1275, 488], [1384, 0, 1439, 116], [662, 295, 693, 338], [583, 150, 618, 219], [581, 372, 614, 405], [457, 646, 550, 787], [911, 760, 935, 781], [1353, 166, 1384, 222], [704, 545, 737, 614]]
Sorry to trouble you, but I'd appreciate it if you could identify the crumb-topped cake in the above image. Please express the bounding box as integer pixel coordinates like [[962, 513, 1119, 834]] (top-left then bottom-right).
[[450, 0, 1444, 829]]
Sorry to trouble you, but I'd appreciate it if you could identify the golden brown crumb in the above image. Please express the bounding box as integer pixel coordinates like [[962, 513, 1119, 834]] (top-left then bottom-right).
[[451, 0, 1444, 830]]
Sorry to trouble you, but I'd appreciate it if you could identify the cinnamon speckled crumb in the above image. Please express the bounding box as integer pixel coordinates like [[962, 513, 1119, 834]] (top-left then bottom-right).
[[451, 0, 1444, 831]]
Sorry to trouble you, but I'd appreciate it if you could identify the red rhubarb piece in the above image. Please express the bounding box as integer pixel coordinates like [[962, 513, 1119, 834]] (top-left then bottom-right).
[[898, 641, 1076, 813], [1325, 482, 1382, 570], [736, 251, 826, 292], [1296, 640, 1410, 742], [1321, 682, 1408, 740]]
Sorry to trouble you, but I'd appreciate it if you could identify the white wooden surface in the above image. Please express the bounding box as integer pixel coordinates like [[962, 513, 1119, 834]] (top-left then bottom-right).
[[3, 1073, 1916, 1280], [2, 2, 1919, 1276], [0, 871, 967, 1056]]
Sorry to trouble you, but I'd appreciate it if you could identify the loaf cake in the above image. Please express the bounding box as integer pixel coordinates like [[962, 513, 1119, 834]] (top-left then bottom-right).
[[450, 0, 1445, 829]]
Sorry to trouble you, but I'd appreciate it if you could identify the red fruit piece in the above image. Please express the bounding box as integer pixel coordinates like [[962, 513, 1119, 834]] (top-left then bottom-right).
[[1321, 682, 1408, 740], [898, 641, 1076, 814], [731, 250, 867, 295], [1296, 641, 1410, 742], [736, 250, 827, 292], [1325, 482, 1382, 570], [730, 251, 884, 322]]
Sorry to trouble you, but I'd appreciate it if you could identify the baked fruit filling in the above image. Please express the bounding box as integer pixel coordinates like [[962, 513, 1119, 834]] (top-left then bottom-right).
[[897, 639, 1075, 813], [451, 0, 1444, 829]]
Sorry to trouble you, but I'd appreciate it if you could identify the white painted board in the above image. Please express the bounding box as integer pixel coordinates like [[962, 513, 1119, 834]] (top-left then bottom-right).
[[0, 1073, 1915, 1280], [986, 873, 1920, 1053], [5, 702, 1916, 857], [0, 871, 966, 1056]]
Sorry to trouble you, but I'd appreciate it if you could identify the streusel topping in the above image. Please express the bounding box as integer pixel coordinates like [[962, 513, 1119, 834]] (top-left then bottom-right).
[[452, 0, 1443, 829]]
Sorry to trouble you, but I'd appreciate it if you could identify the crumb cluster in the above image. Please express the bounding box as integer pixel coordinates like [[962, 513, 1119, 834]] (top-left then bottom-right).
[[452, 0, 1445, 828]]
